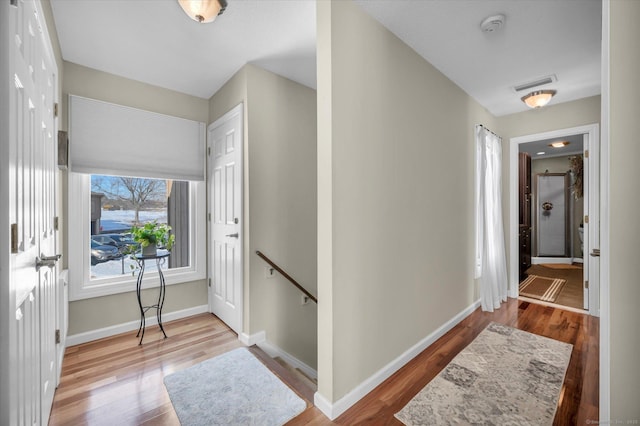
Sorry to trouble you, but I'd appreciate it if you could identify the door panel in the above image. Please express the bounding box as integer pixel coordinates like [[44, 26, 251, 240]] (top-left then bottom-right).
[[208, 105, 243, 333], [7, 0, 59, 423], [583, 132, 601, 314]]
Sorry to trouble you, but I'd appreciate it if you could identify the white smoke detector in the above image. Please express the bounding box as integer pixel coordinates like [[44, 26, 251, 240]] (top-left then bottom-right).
[[480, 14, 506, 33]]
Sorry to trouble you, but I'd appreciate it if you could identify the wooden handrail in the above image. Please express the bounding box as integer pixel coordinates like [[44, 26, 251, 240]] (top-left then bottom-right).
[[255, 250, 317, 304]]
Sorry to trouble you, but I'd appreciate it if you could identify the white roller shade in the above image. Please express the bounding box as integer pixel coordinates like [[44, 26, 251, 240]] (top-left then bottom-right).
[[69, 95, 205, 181]]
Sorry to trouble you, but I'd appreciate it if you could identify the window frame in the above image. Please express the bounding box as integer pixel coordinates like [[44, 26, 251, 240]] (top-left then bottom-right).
[[68, 173, 206, 301]]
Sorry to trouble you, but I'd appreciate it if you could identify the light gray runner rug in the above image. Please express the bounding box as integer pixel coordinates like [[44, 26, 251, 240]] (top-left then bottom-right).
[[164, 347, 306, 426], [395, 322, 573, 425]]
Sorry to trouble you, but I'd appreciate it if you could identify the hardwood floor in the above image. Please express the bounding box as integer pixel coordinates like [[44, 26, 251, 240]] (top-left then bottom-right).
[[50, 299, 598, 425], [525, 264, 585, 310], [49, 314, 245, 425]]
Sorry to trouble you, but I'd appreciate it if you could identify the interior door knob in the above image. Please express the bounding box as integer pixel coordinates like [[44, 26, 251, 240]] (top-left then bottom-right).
[[40, 253, 62, 261], [225, 233, 239, 238], [590, 248, 600, 257]]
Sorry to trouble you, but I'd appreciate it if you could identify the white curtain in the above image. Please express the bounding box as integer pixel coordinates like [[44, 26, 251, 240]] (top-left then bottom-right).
[[475, 125, 508, 312]]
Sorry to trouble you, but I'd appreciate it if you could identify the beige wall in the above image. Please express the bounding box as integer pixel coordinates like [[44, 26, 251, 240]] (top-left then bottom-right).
[[246, 65, 318, 367], [497, 96, 601, 141], [609, 0, 640, 418], [317, 0, 494, 401], [210, 65, 318, 368], [530, 156, 584, 258], [62, 62, 209, 335]]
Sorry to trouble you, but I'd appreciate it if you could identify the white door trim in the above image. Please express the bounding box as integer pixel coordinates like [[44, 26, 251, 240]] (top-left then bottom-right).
[[508, 123, 600, 317]]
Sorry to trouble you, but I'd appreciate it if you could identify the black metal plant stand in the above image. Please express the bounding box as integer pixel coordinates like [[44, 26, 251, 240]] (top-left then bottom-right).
[[134, 250, 170, 345]]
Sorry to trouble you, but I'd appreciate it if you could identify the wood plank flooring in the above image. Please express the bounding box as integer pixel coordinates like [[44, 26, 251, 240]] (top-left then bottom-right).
[[525, 264, 585, 310], [49, 313, 245, 425], [50, 299, 598, 425]]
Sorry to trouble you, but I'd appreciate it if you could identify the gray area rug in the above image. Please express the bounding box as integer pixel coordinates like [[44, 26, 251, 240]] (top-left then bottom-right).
[[395, 322, 573, 425], [164, 347, 306, 426]]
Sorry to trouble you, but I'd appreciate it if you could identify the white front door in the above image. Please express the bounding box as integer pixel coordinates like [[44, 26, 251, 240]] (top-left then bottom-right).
[[208, 104, 243, 333], [4, 0, 60, 423]]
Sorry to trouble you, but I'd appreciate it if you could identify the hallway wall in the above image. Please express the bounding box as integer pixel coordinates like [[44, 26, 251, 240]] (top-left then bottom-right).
[[317, 0, 495, 406], [608, 0, 640, 418]]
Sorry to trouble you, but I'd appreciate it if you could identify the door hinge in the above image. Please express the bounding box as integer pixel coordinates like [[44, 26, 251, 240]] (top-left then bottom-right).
[[55, 329, 61, 344], [54, 102, 59, 118], [208, 213, 211, 221], [54, 216, 59, 231], [585, 280, 589, 289], [11, 223, 18, 253], [208, 278, 211, 287], [584, 215, 589, 224], [207, 147, 211, 156], [584, 150, 589, 158]]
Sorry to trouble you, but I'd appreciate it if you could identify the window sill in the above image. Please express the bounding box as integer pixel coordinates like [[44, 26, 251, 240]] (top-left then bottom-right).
[[69, 267, 206, 301]]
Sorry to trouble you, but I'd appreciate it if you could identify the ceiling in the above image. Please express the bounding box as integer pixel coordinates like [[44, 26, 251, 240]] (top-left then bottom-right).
[[50, 0, 602, 116], [519, 134, 584, 160], [50, 0, 317, 99]]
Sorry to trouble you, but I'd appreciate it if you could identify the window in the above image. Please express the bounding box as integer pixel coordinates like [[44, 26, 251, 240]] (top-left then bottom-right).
[[89, 174, 190, 279], [69, 173, 205, 300]]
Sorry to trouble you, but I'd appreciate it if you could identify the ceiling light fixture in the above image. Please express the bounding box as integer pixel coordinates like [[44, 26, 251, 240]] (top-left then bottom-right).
[[521, 90, 556, 108], [178, 0, 227, 23], [549, 141, 570, 148], [537, 151, 546, 155]]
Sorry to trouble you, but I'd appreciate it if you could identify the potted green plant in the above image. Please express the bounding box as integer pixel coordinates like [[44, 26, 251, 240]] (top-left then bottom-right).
[[130, 221, 175, 256]]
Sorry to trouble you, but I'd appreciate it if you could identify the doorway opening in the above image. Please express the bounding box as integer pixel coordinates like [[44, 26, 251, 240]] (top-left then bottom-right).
[[509, 124, 599, 316]]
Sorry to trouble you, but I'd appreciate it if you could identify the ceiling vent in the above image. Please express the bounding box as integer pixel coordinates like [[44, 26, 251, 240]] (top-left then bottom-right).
[[513, 75, 557, 93]]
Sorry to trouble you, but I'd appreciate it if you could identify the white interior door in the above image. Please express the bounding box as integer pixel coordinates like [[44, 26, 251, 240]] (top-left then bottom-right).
[[6, 0, 60, 423], [208, 104, 243, 333], [584, 132, 600, 314]]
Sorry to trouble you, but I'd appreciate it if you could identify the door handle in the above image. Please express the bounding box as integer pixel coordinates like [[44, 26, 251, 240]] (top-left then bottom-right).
[[40, 253, 62, 261], [590, 249, 600, 257], [225, 233, 239, 238], [35, 253, 61, 271]]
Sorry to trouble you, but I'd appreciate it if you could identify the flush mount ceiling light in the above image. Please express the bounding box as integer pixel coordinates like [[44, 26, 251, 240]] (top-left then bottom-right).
[[521, 90, 557, 108], [178, 0, 227, 23], [549, 141, 570, 148]]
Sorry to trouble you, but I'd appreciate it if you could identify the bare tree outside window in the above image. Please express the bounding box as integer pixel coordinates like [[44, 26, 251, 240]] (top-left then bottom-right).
[[92, 176, 165, 224]]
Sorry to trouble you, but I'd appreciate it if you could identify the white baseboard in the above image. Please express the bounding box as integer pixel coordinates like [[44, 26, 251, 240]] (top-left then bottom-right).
[[238, 330, 266, 346], [66, 304, 209, 347], [238, 330, 317, 380], [257, 339, 317, 380], [314, 299, 481, 420]]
